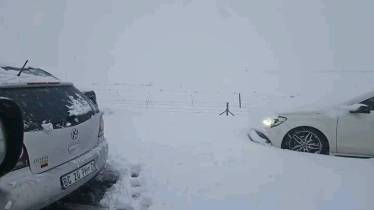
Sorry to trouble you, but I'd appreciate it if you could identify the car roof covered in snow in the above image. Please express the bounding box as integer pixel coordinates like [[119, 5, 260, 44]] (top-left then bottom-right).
[[0, 64, 63, 87]]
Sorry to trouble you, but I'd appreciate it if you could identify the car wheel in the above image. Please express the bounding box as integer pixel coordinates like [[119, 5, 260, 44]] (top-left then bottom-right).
[[281, 127, 329, 155]]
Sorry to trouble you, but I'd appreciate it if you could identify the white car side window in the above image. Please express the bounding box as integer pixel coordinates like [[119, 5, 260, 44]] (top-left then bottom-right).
[[361, 97, 374, 110]]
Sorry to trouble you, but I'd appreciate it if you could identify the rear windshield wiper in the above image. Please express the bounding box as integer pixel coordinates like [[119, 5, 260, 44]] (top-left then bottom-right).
[[2, 63, 57, 78], [17, 60, 29, 76], [1, 60, 30, 76]]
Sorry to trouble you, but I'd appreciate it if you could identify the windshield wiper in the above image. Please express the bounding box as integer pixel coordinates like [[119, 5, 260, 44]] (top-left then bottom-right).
[[17, 59, 29, 77]]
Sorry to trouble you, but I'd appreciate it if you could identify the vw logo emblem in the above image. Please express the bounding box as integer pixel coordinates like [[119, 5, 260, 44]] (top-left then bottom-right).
[[71, 128, 79, 140]]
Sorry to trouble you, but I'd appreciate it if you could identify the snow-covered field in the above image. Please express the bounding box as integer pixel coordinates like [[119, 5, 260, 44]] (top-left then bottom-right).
[[85, 72, 374, 210], [2, 0, 374, 209]]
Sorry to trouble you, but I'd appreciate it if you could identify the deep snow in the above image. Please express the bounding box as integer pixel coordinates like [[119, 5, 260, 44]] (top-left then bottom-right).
[[2, 0, 374, 210], [87, 77, 374, 210]]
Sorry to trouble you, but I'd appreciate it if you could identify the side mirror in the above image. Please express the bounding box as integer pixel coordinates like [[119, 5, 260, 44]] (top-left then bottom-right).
[[349, 104, 371, 114], [0, 98, 24, 177]]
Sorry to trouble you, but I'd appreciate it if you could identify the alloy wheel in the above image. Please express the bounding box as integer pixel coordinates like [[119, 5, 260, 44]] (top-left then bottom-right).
[[286, 130, 322, 153]]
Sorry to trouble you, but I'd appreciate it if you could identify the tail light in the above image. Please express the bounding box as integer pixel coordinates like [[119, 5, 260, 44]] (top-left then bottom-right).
[[83, 91, 97, 106], [12, 145, 29, 171], [98, 114, 104, 138], [83, 90, 99, 112]]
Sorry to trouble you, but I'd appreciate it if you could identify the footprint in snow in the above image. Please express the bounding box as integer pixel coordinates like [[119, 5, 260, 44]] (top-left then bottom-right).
[[127, 164, 152, 210]]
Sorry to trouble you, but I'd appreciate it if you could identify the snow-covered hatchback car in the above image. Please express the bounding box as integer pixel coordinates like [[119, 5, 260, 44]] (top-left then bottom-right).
[[0, 65, 108, 210], [249, 91, 374, 158]]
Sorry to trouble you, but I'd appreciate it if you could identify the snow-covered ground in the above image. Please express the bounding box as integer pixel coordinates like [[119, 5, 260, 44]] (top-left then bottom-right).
[[85, 72, 374, 210], [2, 1, 374, 209]]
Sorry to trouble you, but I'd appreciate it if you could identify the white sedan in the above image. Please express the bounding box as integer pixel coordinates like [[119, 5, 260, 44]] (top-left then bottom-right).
[[248, 91, 374, 157]]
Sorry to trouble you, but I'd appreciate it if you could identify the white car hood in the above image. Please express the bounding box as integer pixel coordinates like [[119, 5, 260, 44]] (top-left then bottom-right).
[[279, 110, 323, 116], [278, 104, 356, 119]]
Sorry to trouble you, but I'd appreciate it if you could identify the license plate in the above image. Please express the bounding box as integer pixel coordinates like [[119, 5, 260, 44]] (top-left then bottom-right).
[[60, 161, 96, 189]]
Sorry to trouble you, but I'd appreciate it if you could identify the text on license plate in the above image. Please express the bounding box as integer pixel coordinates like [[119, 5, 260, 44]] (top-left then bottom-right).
[[61, 161, 96, 189]]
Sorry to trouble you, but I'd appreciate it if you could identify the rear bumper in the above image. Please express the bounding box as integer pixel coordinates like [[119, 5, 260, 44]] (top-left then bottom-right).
[[248, 129, 272, 145], [0, 139, 108, 210]]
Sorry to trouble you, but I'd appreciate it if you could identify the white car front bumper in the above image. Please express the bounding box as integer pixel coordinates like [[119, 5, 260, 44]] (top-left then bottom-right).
[[0, 139, 108, 210], [248, 129, 272, 145]]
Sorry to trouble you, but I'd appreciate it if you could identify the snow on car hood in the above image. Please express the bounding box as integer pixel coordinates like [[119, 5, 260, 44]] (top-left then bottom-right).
[[279, 109, 324, 116], [278, 104, 361, 119]]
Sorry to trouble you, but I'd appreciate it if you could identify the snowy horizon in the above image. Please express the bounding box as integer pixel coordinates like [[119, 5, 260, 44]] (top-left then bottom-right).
[[1, 1, 374, 210]]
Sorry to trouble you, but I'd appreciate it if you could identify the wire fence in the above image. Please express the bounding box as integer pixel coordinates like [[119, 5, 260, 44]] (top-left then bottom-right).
[[87, 82, 310, 117], [92, 84, 256, 115]]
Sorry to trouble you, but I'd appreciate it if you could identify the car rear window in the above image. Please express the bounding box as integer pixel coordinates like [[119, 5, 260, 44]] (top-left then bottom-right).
[[0, 85, 96, 132]]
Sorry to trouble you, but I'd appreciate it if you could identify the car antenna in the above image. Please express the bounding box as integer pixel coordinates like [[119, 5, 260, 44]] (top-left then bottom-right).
[[17, 59, 29, 77]]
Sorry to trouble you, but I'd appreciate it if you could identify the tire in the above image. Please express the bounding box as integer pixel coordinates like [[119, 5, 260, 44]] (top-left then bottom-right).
[[281, 127, 329, 155]]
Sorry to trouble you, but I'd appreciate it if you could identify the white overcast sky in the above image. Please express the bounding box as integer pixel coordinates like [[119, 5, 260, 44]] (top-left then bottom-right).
[[0, 0, 373, 88]]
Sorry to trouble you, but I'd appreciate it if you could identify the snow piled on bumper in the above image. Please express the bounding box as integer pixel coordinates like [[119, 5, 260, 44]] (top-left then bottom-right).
[[248, 129, 272, 145]]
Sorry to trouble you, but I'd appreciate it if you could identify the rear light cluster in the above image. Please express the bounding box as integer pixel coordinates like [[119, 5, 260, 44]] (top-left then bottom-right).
[[12, 145, 30, 171], [83, 90, 99, 113], [98, 114, 104, 138]]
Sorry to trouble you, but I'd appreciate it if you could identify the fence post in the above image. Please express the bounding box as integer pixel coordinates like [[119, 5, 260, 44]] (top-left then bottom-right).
[[190, 94, 194, 106], [239, 93, 242, 109]]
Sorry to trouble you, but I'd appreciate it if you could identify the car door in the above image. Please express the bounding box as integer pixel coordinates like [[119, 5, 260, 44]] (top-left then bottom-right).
[[337, 97, 374, 156]]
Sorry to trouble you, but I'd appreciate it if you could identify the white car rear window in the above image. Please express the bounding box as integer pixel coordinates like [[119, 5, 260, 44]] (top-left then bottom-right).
[[0, 85, 95, 132]]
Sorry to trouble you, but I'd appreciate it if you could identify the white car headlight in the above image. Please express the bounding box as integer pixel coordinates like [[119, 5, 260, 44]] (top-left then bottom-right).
[[262, 116, 287, 128]]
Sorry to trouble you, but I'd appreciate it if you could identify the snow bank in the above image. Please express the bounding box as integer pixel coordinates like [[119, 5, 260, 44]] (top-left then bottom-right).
[[96, 82, 374, 210], [99, 98, 374, 210]]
